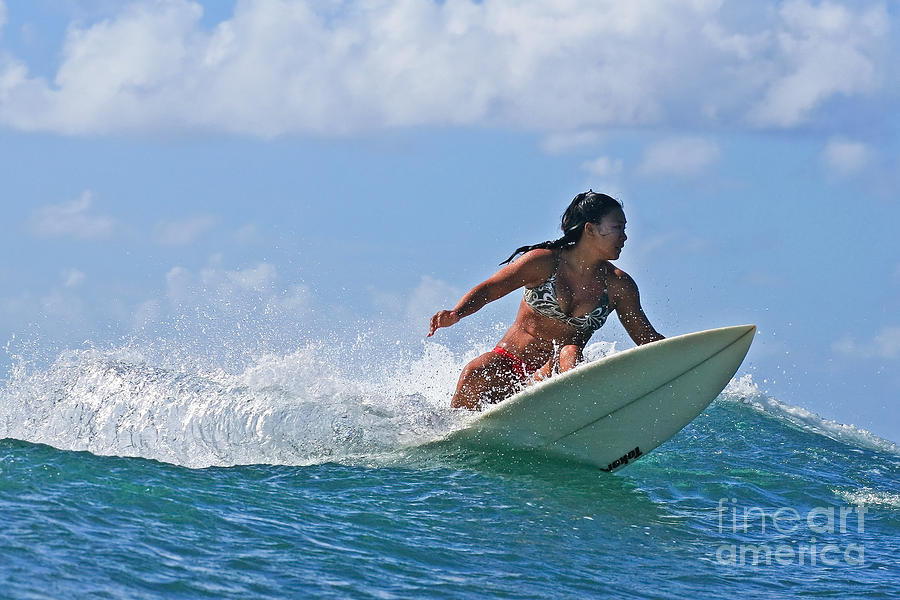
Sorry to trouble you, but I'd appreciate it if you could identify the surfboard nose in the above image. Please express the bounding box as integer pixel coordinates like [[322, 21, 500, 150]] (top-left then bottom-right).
[[715, 324, 756, 341], [705, 324, 756, 345], [727, 324, 756, 362], [738, 324, 757, 342]]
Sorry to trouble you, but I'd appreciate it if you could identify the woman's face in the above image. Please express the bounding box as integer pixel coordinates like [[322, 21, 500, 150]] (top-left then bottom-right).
[[590, 208, 627, 259]]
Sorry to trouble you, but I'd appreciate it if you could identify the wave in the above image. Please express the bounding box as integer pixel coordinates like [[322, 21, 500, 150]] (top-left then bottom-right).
[[1, 340, 895, 468], [0, 343, 480, 468], [832, 487, 900, 508], [719, 374, 899, 456]]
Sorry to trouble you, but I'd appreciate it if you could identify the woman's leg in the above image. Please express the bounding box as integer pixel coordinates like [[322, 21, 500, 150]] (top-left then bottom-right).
[[558, 344, 584, 373], [451, 351, 522, 410]]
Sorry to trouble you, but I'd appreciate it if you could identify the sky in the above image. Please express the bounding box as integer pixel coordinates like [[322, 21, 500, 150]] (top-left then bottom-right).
[[0, 0, 898, 441]]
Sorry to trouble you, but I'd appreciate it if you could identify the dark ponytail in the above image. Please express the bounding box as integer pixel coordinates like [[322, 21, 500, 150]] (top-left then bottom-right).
[[499, 190, 623, 265]]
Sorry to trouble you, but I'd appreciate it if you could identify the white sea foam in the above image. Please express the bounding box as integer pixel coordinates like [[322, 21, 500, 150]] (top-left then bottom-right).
[[832, 487, 900, 508], [583, 340, 618, 362], [720, 374, 899, 456], [0, 342, 477, 469]]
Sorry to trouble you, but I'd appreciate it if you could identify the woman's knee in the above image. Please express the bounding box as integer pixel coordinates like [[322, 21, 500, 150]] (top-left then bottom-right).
[[559, 344, 579, 359], [453, 353, 518, 408], [458, 355, 492, 385], [460, 363, 505, 390], [558, 344, 583, 371], [454, 355, 495, 399]]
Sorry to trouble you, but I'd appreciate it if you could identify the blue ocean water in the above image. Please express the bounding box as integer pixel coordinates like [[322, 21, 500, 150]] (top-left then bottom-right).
[[1, 343, 898, 599]]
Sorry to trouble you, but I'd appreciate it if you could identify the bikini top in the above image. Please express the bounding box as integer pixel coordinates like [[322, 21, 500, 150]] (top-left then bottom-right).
[[523, 257, 612, 333]]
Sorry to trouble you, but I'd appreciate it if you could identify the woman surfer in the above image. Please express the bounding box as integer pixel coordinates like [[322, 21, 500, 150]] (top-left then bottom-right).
[[428, 191, 664, 410]]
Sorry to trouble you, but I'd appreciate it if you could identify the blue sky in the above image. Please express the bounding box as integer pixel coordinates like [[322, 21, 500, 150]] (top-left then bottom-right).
[[0, 0, 898, 441]]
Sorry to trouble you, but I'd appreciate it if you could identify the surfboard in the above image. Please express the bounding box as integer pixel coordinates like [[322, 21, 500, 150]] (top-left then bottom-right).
[[442, 324, 756, 472]]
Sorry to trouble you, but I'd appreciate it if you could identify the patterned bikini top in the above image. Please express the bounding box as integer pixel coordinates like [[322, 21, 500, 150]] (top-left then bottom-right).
[[523, 260, 612, 333]]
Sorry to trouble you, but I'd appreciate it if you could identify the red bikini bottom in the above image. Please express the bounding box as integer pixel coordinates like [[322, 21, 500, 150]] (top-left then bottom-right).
[[492, 346, 527, 380]]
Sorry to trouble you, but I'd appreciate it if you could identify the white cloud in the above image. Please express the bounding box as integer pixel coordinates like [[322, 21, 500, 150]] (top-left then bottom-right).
[[40, 288, 86, 322], [134, 260, 314, 348], [639, 137, 720, 176], [220, 262, 277, 292], [62, 268, 85, 288], [541, 130, 602, 154], [153, 215, 217, 246], [866, 327, 900, 359], [165, 261, 289, 307], [28, 190, 117, 240], [132, 298, 162, 331], [234, 223, 263, 244], [405, 275, 461, 330], [833, 326, 900, 360], [823, 138, 870, 176], [750, 1, 888, 127], [276, 283, 311, 312], [165, 265, 193, 303], [0, 0, 891, 137], [581, 155, 624, 177]]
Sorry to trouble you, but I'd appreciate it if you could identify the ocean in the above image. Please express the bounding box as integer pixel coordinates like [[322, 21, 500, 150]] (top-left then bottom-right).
[[1, 341, 897, 599]]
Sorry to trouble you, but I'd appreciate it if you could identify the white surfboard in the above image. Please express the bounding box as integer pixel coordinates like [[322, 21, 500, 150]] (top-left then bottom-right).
[[442, 324, 756, 471]]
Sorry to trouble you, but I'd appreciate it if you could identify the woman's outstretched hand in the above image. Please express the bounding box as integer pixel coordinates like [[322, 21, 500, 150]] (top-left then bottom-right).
[[428, 310, 460, 337]]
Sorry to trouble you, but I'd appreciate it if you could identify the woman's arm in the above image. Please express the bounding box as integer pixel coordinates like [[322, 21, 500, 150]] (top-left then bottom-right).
[[612, 271, 664, 345], [428, 249, 554, 337]]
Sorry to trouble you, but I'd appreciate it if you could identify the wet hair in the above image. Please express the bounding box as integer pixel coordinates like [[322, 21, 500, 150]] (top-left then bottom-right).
[[500, 190, 624, 265]]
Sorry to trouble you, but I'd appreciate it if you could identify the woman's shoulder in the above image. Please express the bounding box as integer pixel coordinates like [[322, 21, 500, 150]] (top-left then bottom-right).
[[512, 248, 557, 287], [605, 263, 638, 291], [606, 263, 631, 280], [520, 247, 557, 263]]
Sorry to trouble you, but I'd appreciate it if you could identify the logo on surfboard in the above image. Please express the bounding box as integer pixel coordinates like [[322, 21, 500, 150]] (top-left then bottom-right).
[[602, 446, 643, 471]]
